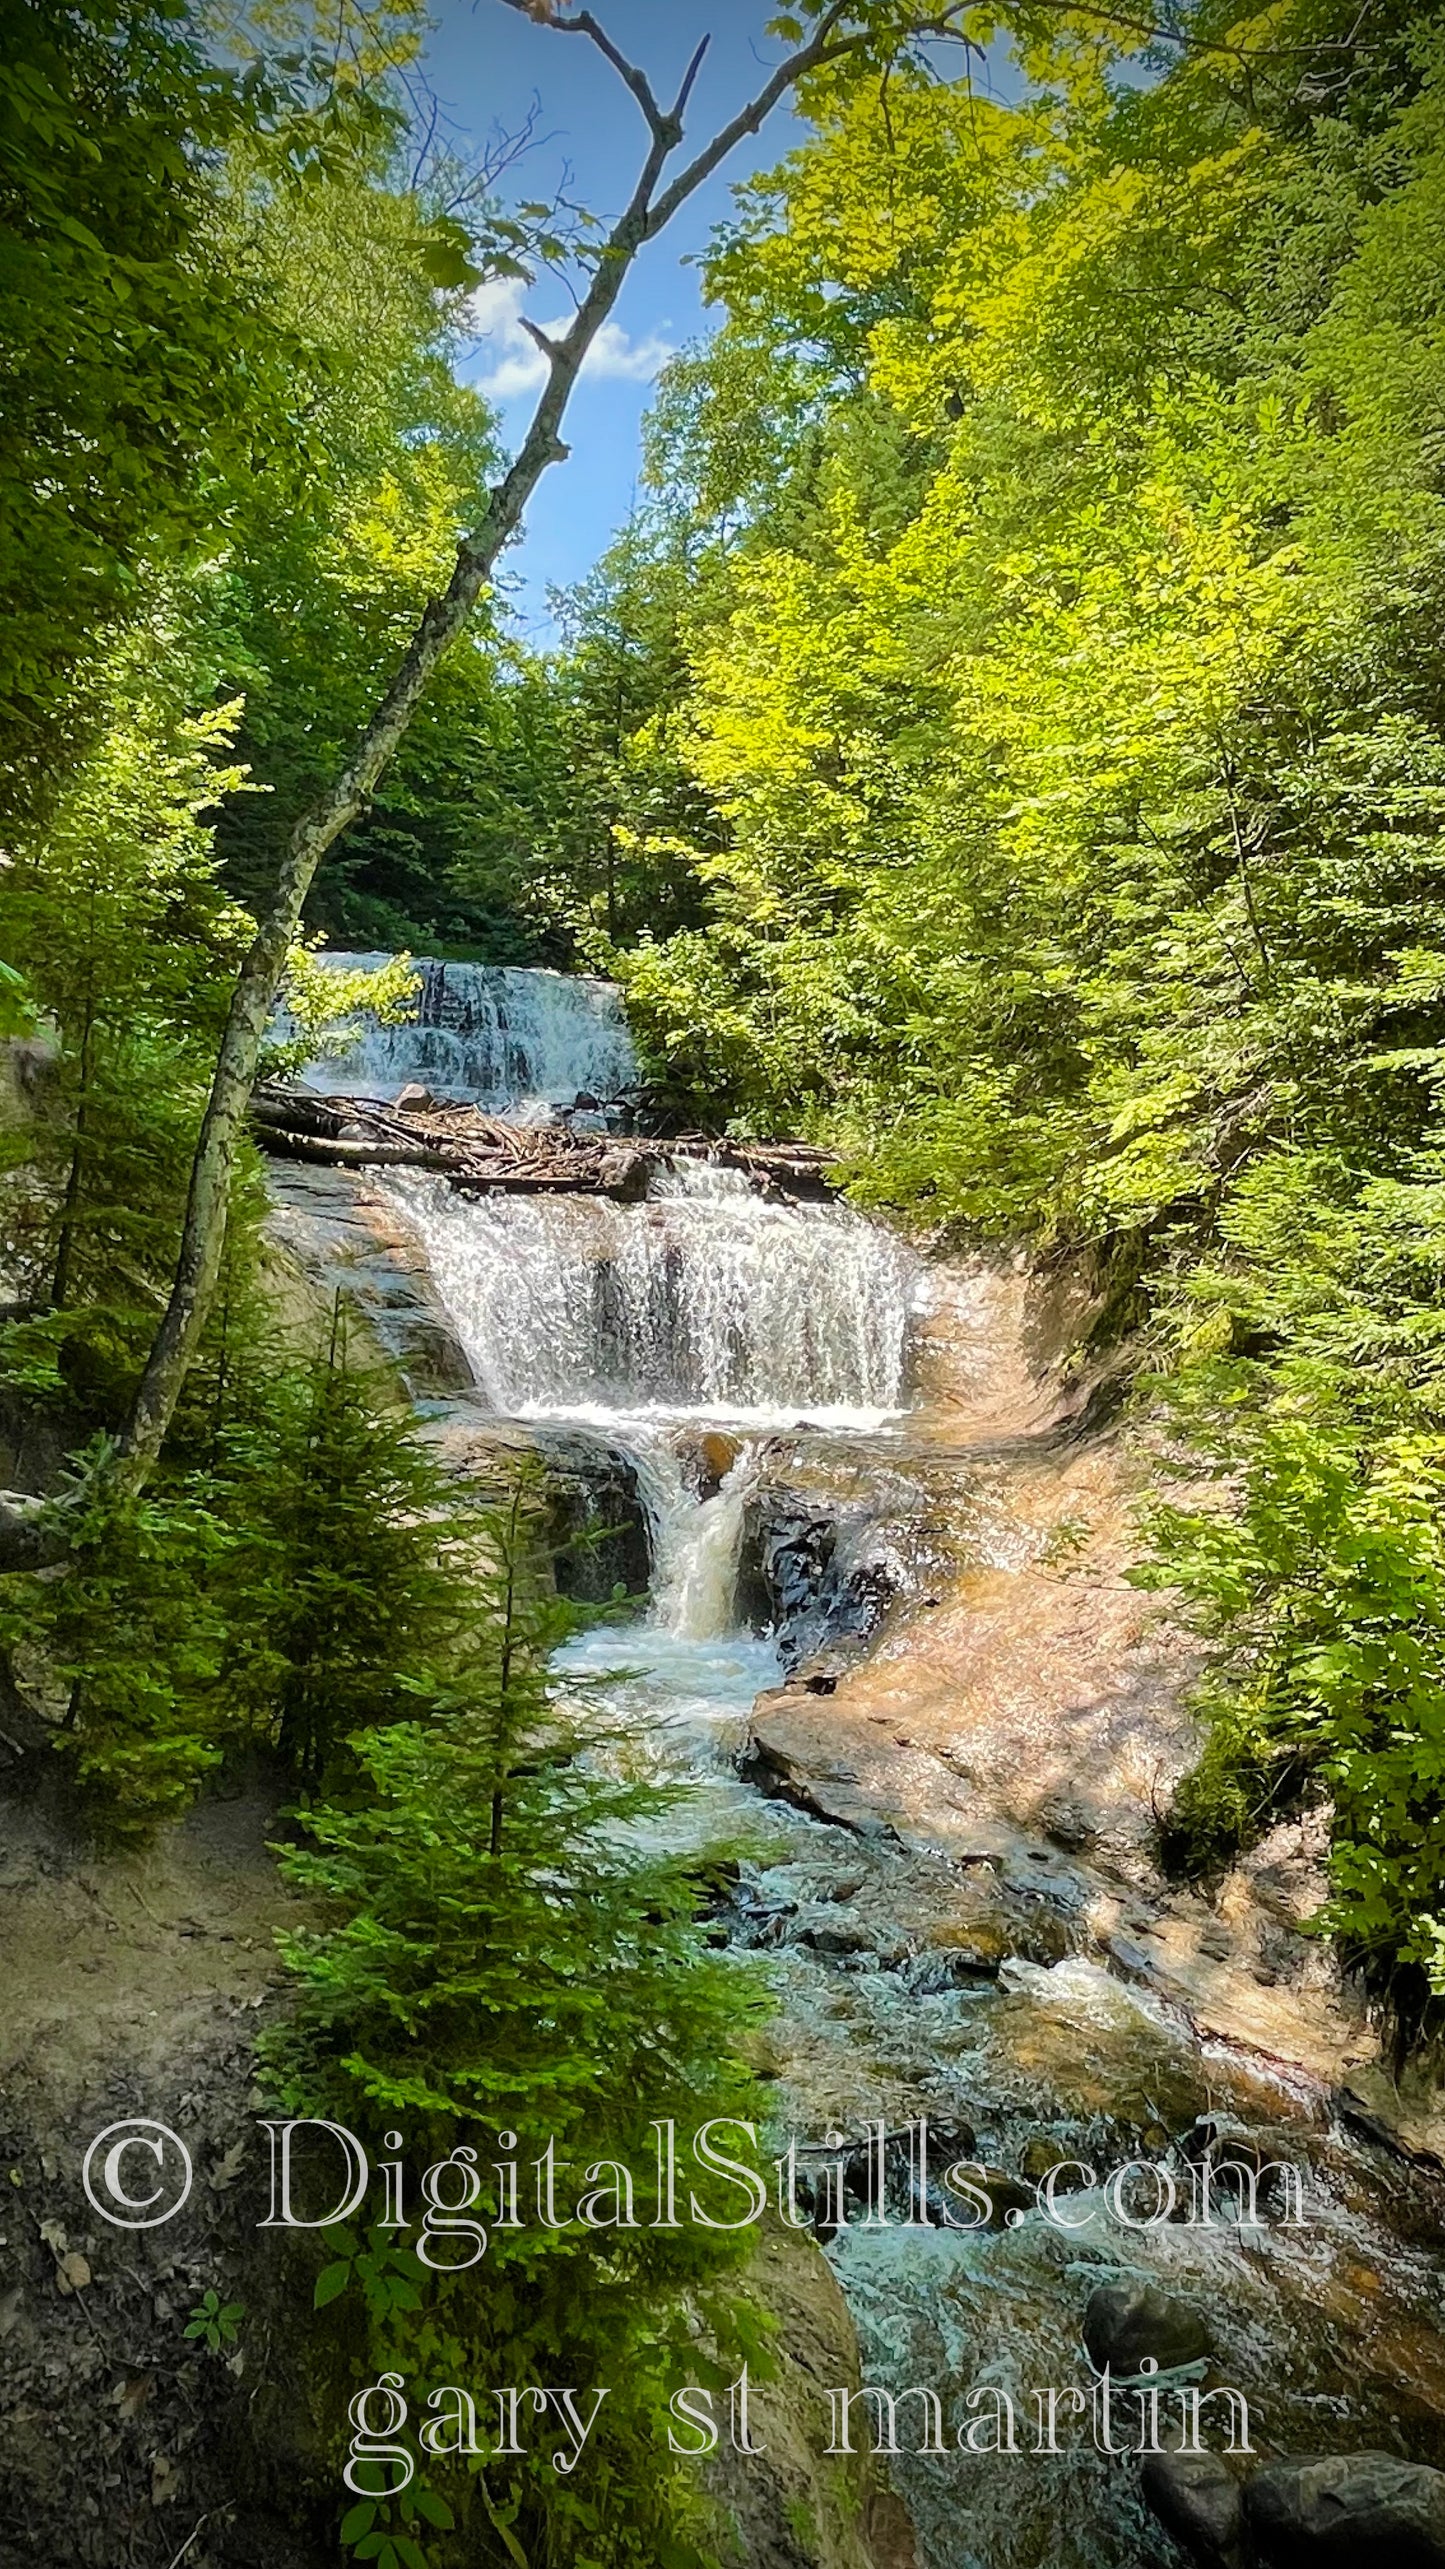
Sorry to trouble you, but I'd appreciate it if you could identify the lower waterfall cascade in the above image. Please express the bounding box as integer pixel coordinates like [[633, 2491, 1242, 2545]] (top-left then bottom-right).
[[391, 1160, 919, 1434]]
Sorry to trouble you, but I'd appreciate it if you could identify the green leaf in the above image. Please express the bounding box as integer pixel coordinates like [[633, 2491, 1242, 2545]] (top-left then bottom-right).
[[340, 2503, 378, 2545], [314, 2260, 352, 2308], [480, 2485, 531, 2569], [413, 2491, 454, 2530]]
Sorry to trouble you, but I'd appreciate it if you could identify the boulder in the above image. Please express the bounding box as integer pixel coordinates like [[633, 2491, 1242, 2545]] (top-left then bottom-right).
[[1140, 2450, 1243, 2566], [1245, 2452, 1445, 2568], [933, 2162, 1036, 2230], [1038, 1789, 1099, 1852], [698, 1428, 742, 1494], [597, 1145, 649, 1200], [393, 1081, 436, 1111], [1083, 2282, 1211, 2378]]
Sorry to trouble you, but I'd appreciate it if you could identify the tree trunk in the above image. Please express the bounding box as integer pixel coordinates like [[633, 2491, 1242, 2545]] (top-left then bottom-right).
[[50, 988, 95, 1312], [104, 0, 861, 1487]]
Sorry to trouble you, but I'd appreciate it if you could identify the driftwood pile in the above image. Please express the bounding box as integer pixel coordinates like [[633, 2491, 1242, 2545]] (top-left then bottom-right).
[[250, 1085, 835, 1203]]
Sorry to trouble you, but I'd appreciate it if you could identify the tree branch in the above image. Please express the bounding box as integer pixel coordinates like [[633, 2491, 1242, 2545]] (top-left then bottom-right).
[[497, 0, 669, 136], [519, 315, 564, 362], [644, 3, 855, 239], [671, 37, 711, 128]]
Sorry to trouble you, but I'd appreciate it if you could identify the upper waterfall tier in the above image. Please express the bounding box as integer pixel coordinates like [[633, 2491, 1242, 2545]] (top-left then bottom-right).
[[388, 1161, 920, 1428], [292, 954, 637, 1115]]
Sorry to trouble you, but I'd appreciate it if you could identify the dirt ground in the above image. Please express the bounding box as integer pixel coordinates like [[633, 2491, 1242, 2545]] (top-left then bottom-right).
[[0, 1783, 336, 2569]]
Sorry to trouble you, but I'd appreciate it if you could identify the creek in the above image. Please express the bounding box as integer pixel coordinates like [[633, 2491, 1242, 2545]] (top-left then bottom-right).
[[299, 961, 1445, 2569]]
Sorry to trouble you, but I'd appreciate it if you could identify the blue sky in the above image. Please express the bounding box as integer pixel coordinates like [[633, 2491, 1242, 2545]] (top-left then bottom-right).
[[419, 3, 813, 634]]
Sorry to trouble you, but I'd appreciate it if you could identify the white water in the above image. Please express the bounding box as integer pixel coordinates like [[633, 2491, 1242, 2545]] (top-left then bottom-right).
[[390, 1155, 920, 1640], [645, 1441, 764, 1641], [390, 1162, 918, 1433], [289, 953, 637, 1115]]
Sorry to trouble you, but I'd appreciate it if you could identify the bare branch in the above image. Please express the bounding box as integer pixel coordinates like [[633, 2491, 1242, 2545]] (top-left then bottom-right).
[[520, 315, 563, 361], [645, 3, 856, 242], [444, 99, 555, 213], [671, 36, 711, 127], [497, 0, 669, 137]]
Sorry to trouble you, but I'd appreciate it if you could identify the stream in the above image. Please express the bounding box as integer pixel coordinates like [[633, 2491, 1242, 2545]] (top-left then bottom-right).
[[300, 961, 1445, 2569]]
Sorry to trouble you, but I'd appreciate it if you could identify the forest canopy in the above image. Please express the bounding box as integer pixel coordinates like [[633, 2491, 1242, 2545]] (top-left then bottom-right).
[[560, 0, 1445, 2013], [6, 1, 1445, 2553]]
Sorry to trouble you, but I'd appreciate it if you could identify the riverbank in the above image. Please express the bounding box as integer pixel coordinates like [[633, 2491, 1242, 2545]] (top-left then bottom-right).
[[254, 1106, 1445, 2569]]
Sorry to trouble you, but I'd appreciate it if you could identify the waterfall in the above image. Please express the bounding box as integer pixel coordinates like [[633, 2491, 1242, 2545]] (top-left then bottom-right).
[[387, 1161, 918, 1429], [627, 1438, 762, 1642], [289, 953, 637, 1114], [387, 1155, 919, 1641]]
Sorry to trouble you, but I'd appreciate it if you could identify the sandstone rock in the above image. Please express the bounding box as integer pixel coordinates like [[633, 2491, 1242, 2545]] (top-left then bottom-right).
[[1140, 2449, 1243, 2566], [1082, 2282, 1211, 2378], [1038, 1790, 1098, 1852], [1244, 2452, 1445, 2568], [597, 1145, 648, 1200], [923, 1915, 1012, 1972], [698, 1428, 742, 1494]]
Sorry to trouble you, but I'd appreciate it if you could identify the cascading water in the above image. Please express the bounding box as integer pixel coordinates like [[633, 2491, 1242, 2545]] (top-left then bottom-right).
[[287, 952, 637, 1116], [388, 1161, 917, 1430], [654, 1446, 762, 1640], [344, 970, 1445, 2568], [388, 1154, 920, 1649]]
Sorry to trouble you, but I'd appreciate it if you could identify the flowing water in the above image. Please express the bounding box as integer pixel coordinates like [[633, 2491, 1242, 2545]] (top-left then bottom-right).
[[287, 951, 637, 1117], [390, 1160, 916, 1426], [360, 966, 1445, 2568]]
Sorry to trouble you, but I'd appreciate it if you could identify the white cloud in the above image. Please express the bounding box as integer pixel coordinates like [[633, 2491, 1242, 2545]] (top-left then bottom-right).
[[467, 277, 674, 404]]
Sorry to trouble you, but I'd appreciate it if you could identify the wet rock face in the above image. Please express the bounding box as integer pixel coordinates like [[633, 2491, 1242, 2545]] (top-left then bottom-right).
[[1141, 2450, 1244, 2567], [262, 1160, 477, 1398], [542, 1435, 650, 1604], [739, 1497, 895, 1672], [1244, 2452, 1445, 2568], [1141, 2444, 1445, 2568], [1083, 2282, 1212, 2377]]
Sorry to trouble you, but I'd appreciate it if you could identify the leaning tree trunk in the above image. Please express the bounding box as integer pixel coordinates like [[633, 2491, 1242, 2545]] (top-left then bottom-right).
[[113, 3, 861, 1487], [116, 389, 592, 1478]]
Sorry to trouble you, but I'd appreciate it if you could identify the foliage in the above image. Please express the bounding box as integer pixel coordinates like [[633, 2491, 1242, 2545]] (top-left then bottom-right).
[[260, 1463, 771, 2569], [0, 625, 256, 1333], [0, 1324, 463, 1829], [0, 1443, 234, 1832], [1139, 1305, 1445, 2001], [0, 0, 291, 828], [200, 137, 507, 946], [545, 2, 1445, 1993], [210, 1327, 473, 1782], [185, 2287, 246, 2353], [268, 947, 421, 1078]]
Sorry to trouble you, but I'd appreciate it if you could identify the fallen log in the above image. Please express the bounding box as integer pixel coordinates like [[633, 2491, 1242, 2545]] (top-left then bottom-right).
[[251, 1088, 350, 1138], [253, 1128, 453, 1171], [252, 1089, 835, 1202]]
